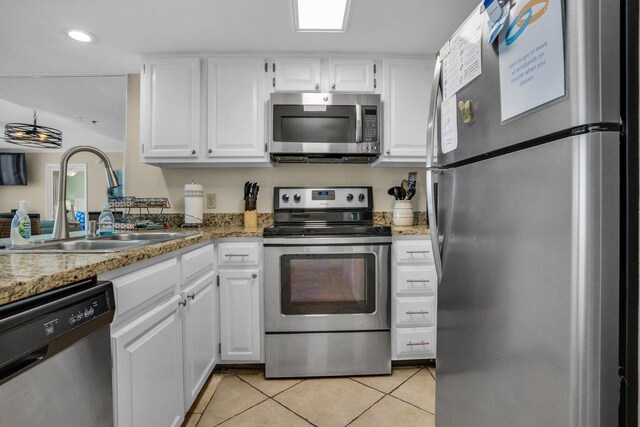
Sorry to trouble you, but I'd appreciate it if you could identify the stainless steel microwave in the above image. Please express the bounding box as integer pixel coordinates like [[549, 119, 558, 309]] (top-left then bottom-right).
[[269, 93, 381, 163]]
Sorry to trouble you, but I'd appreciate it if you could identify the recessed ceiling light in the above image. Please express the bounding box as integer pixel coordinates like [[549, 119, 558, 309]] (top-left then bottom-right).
[[67, 29, 93, 43], [293, 0, 351, 32]]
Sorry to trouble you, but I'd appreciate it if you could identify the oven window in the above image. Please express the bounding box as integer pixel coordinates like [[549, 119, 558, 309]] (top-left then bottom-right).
[[281, 117, 349, 142], [281, 254, 376, 315]]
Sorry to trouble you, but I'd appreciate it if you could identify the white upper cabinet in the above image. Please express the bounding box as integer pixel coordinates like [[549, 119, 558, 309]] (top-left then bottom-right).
[[141, 58, 201, 159], [328, 58, 375, 93], [273, 58, 322, 92], [207, 58, 268, 161], [378, 58, 434, 165]]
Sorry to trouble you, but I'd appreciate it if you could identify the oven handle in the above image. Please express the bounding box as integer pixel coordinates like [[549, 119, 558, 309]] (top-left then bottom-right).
[[355, 103, 363, 143], [263, 236, 392, 246]]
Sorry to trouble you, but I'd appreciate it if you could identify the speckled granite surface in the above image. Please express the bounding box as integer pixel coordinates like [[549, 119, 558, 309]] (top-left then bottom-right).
[[0, 227, 262, 306], [0, 218, 429, 306]]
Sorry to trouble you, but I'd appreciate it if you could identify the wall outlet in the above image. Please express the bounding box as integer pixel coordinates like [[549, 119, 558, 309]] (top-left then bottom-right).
[[206, 193, 216, 209]]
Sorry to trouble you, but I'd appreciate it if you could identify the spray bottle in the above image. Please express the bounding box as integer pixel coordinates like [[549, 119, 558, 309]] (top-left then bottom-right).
[[10, 200, 31, 246]]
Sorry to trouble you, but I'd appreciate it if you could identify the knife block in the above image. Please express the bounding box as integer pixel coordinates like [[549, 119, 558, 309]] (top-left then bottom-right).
[[244, 208, 258, 228]]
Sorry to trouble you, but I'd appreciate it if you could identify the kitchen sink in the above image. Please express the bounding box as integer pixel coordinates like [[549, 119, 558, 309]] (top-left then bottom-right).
[[3, 231, 198, 253], [98, 232, 191, 241]]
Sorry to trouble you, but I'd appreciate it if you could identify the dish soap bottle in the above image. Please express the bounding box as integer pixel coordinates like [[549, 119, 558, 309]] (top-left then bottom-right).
[[10, 200, 31, 245], [98, 203, 115, 236]]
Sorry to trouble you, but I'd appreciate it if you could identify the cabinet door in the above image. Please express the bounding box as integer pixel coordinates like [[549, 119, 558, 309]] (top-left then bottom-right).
[[207, 59, 267, 160], [274, 58, 321, 92], [219, 269, 261, 361], [328, 58, 375, 93], [140, 58, 201, 159], [183, 273, 217, 408], [380, 58, 433, 163], [112, 295, 184, 427]]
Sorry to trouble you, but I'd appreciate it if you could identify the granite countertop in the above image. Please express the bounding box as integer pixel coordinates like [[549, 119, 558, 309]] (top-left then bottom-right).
[[0, 227, 262, 306], [0, 223, 429, 307]]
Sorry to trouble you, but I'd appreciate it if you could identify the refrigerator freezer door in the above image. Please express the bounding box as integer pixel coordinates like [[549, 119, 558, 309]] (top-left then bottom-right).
[[437, 0, 620, 167], [435, 132, 620, 427]]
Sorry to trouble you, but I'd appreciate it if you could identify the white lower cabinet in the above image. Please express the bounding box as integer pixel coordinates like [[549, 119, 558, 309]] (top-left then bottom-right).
[[183, 272, 217, 408], [392, 237, 437, 360], [219, 269, 261, 361], [112, 294, 184, 427], [109, 243, 217, 427]]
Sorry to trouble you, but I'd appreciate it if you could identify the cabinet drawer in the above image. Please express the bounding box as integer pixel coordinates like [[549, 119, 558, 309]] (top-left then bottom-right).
[[113, 257, 179, 319], [396, 266, 436, 296], [217, 242, 259, 266], [395, 328, 435, 358], [395, 240, 433, 264], [395, 297, 435, 327], [181, 244, 215, 284]]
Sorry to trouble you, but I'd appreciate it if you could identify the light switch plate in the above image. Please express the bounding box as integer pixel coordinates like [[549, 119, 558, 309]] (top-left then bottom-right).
[[206, 193, 216, 209]]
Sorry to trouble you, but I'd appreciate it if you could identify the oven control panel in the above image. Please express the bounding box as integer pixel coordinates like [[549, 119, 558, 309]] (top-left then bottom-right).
[[275, 187, 372, 210]]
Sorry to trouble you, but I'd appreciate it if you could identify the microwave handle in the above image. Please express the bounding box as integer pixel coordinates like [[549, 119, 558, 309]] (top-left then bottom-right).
[[355, 104, 363, 143]]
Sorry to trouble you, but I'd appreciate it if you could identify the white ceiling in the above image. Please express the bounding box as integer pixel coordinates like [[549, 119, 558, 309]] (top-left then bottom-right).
[[0, 0, 480, 75]]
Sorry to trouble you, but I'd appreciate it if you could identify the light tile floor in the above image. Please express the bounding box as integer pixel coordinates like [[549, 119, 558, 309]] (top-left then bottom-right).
[[184, 364, 435, 427]]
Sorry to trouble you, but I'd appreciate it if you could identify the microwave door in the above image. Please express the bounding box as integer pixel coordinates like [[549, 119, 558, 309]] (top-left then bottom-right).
[[272, 105, 357, 144]]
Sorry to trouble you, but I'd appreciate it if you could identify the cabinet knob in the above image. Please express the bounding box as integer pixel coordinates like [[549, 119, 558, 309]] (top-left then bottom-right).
[[251, 273, 257, 279], [315, 83, 319, 90], [331, 83, 336, 89], [208, 148, 212, 154], [191, 149, 196, 155], [385, 149, 391, 154], [187, 293, 195, 300], [178, 299, 187, 307]]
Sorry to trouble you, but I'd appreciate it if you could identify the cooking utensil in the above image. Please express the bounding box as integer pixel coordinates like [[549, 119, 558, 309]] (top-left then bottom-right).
[[387, 187, 396, 198], [393, 187, 403, 200], [405, 188, 416, 200], [401, 179, 409, 190], [243, 181, 251, 201]]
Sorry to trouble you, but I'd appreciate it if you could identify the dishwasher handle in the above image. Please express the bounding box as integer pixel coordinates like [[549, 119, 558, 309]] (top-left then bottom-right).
[[0, 346, 47, 384]]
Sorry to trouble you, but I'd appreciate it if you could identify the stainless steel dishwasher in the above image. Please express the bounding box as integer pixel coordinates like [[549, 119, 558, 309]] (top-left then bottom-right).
[[0, 278, 115, 426]]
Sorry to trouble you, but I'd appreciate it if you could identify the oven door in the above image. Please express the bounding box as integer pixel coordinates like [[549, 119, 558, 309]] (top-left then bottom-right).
[[264, 237, 391, 333]]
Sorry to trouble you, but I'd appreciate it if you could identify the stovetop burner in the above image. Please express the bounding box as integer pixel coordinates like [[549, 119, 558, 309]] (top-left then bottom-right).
[[265, 186, 390, 238]]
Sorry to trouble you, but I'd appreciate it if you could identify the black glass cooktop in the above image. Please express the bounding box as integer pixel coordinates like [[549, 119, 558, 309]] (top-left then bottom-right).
[[263, 224, 391, 237]]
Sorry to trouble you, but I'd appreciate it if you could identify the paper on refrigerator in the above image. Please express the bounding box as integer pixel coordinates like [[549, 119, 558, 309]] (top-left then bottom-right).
[[441, 95, 458, 154], [498, 0, 565, 121], [442, 6, 483, 101]]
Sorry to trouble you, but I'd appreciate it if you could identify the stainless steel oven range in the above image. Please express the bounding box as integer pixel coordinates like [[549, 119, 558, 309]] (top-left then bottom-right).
[[263, 186, 391, 378]]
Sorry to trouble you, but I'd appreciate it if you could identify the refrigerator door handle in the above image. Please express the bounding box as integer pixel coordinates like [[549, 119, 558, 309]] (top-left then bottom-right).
[[426, 53, 444, 282]]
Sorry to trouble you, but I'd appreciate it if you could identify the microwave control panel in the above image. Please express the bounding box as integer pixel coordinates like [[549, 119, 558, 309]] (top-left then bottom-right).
[[363, 108, 378, 143]]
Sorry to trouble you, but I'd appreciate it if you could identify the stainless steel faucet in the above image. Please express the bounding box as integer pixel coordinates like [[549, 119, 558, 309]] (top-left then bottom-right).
[[51, 146, 120, 240]]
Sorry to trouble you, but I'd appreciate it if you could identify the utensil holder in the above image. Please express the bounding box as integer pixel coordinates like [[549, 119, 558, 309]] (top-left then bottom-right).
[[393, 200, 414, 226], [244, 209, 258, 228]]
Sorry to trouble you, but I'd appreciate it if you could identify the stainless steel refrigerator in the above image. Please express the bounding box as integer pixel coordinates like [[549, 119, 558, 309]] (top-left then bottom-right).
[[426, 1, 635, 426]]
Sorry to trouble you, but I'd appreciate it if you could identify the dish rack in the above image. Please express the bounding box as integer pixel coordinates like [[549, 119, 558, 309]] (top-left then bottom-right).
[[108, 196, 170, 215]]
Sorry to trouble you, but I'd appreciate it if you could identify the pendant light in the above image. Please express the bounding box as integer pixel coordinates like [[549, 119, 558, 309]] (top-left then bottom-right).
[[4, 111, 62, 148]]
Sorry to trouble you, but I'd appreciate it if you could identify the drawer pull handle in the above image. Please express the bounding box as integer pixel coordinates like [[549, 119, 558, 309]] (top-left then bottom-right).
[[407, 341, 430, 347], [406, 279, 430, 283], [406, 250, 430, 254], [225, 254, 249, 257], [178, 299, 187, 307], [406, 310, 430, 315], [187, 293, 195, 300]]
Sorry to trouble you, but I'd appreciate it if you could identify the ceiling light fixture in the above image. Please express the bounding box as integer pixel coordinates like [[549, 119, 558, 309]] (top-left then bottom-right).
[[4, 111, 62, 149], [67, 29, 93, 43], [293, 0, 351, 32]]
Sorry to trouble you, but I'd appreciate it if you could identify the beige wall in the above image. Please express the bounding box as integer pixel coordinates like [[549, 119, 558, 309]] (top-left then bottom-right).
[[126, 74, 425, 214], [0, 151, 123, 217]]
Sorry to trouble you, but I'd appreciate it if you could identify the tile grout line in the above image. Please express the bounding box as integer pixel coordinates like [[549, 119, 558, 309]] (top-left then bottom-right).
[[386, 366, 425, 395], [388, 394, 434, 416], [234, 373, 305, 400], [208, 375, 269, 426], [344, 393, 386, 427], [270, 397, 320, 427], [347, 377, 391, 395]]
